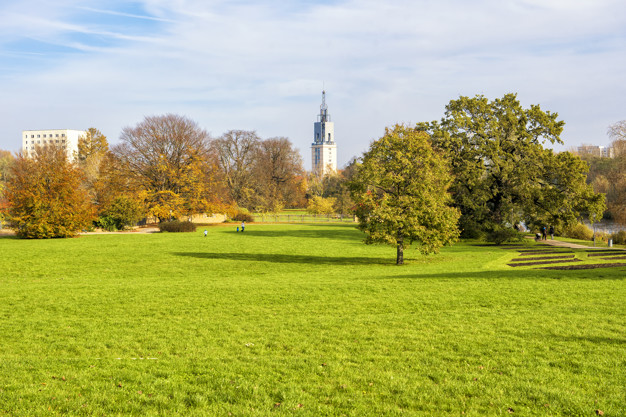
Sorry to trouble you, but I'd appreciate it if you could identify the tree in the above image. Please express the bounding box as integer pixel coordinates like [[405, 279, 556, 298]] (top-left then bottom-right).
[[5, 145, 94, 238], [306, 196, 336, 215], [113, 114, 218, 222], [350, 124, 460, 265], [77, 127, 109, 162], [211, 130, 260, 209], [418, 93, 604, 239], [252, 137, 306, 212], [0, 150, 14, 226], [608, 120, 626, 142], [525, 150, 605, 231]]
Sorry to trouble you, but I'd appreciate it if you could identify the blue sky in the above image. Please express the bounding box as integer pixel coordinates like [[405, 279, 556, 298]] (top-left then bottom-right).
[[1, 0, 625, 168]]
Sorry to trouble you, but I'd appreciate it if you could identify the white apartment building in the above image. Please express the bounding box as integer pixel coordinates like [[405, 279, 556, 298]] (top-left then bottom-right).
[[22, 129, 85, 159], [311, 90, 337, 176], [576, 144, 615, 158]]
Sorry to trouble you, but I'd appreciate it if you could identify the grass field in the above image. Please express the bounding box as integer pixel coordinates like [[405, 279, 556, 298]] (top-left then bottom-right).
[[1, 224, 624, 416]]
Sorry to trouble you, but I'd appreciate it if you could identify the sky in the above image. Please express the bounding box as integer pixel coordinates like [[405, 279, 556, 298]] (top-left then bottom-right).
[[1, 0, 625, 169]]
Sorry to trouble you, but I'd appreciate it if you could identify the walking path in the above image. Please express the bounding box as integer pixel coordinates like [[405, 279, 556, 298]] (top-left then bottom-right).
[[531, 236, 625, 250]]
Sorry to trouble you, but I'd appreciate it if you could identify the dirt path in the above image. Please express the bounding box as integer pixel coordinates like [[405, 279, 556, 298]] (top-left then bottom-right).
[[80, 227, 160, 235], [532, 237, 625, 251]]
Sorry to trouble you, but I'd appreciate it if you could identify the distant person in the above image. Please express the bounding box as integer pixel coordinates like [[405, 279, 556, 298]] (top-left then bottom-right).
[[549, 225, 554, 240], [241, 221, 245, 232], [541, 226, 547, 241], [236, 226, 239, 232], [204, 229, 207, 237]]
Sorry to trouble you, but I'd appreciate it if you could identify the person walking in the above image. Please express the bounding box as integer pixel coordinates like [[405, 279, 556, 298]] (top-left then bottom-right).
[[204, 229, 207, 237], [549, 225, 554, 240], [241, 221, 245, 232], [541, 226, 547, 241]]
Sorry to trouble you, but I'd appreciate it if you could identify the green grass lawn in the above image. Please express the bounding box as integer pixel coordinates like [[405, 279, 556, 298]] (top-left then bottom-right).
[[1, 224, 624, 416]]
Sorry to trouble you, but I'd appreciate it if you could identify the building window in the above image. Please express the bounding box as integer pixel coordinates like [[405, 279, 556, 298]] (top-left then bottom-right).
[[31, 135, 34, 138], [62, 134, 65, 137], [37, 135, 40, 138], [56, 134, 59, 137]]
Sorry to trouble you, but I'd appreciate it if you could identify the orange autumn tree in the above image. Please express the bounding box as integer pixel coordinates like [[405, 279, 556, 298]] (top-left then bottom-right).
[[5, 145, 95, 238], [113, 114, 221, 222]]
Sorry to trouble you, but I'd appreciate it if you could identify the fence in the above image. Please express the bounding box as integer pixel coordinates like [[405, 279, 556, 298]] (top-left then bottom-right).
[[254, 213, 356, 223]]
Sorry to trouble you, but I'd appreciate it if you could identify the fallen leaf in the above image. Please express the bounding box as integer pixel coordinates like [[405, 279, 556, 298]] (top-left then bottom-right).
[[595, 410, 604, 416], [507, 408, 514, 413]]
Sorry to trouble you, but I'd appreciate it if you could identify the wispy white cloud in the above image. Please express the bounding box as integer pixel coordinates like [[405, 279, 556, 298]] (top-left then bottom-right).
[[1, 0, 625, 166]]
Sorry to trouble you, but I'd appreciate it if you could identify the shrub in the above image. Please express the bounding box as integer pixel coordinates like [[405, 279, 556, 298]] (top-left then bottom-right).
[[100, 196, 144, 231], [307, 196, 336, 215], [485, 225, 524, 245], [158, 221, 196, 233], [459, 218, 485, 239], [610, 230, 626, 245], [561, 223, 593, 241], [232, 212, 254, 223], [97, 215, 118, 232]]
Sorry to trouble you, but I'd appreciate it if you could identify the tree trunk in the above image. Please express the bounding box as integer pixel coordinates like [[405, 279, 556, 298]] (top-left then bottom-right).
[[396, 244, 404, 265], [396, 233, 404, 265]]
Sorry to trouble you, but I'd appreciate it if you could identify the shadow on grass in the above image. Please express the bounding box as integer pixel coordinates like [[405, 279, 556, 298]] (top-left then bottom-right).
[[174, 252, 391, 266]]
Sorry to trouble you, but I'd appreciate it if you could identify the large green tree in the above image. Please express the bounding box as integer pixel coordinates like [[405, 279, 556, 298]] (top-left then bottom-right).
[[5, 145, 94, 238], [418, 94, 604, 238], [350, 125, 460, 265]]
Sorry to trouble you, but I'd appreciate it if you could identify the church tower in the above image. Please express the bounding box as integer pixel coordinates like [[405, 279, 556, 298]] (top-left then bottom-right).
[[311, 90, 337, 176]]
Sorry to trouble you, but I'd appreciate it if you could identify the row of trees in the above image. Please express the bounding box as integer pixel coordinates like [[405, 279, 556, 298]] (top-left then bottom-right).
[[350, 94, 605, 263], [581, 120, 626, 224], [0, 96, 609, 267], [0, 115, 309, 237]]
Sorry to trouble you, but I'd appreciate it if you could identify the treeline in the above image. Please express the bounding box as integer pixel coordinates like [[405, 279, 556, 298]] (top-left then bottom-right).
[[0, 95, 613, 245], [580, 121, 626, 224], [0, 114, 353, 238]]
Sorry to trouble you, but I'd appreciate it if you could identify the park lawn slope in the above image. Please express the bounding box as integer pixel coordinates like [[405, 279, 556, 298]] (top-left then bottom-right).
[[0, 223, 624, 416]]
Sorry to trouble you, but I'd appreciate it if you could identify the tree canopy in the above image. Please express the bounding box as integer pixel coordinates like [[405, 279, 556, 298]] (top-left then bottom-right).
[[418, 94, 605, 239], [113, 114, 220, 222], [5, 145, 94, 238], [350, 124, 460, 265]]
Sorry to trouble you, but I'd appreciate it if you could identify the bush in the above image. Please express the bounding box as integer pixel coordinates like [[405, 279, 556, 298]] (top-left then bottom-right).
[[459, 218, 485, 239], [485, 225, 524, 245], [561, 223, 593, 241], [100, 196, 144, 231], [158, 221, 196, 233], [610, 230, 626, 245], [96, 215, 118, 232], [232, 212, 254, 223]]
